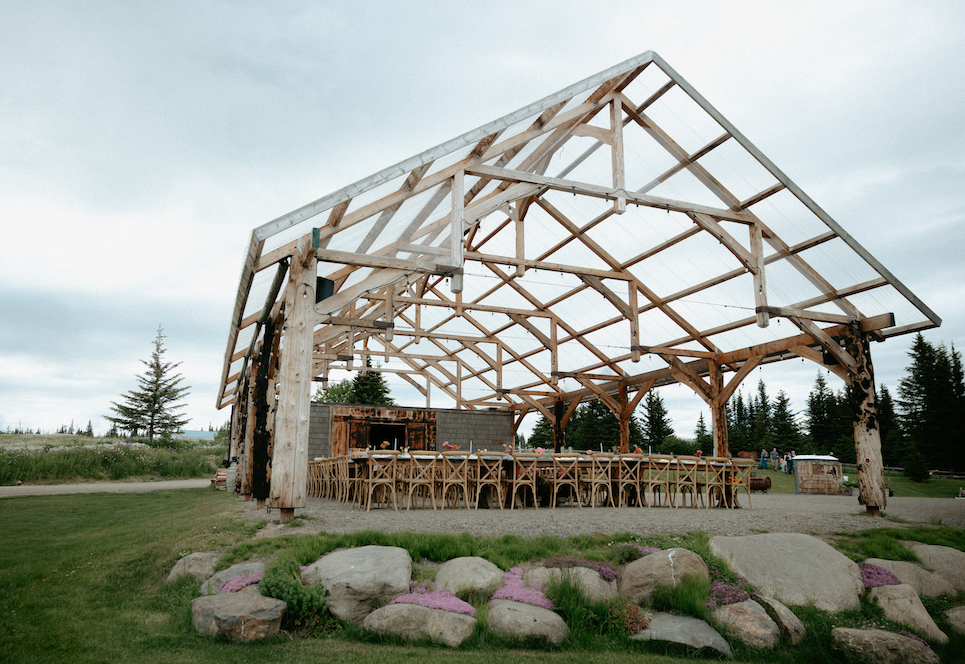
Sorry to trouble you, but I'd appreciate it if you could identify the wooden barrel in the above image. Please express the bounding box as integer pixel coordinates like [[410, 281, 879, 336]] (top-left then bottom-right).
[[749, 476, 771, 492]]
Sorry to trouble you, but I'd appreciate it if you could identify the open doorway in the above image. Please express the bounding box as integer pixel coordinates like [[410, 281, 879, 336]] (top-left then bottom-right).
[[370, 423, 406, 451]]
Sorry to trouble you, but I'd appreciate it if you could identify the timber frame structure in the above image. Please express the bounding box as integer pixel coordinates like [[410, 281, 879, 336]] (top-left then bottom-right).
[[217, 52, 940, 521]]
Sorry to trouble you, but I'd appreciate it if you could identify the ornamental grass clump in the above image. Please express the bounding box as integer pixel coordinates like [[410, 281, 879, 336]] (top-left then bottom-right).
[[543, 555, 620, 583], [859, 562, 902, 589], [221, 571, 263, 593], [388, 580, 476, 616], [492, 567, 553, 609]]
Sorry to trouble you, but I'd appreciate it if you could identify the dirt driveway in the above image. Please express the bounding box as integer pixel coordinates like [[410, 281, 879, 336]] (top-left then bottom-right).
[[0, 479, 211, 498]]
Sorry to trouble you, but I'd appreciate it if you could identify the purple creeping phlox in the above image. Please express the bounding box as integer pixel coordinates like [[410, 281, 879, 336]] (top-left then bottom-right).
[[858, 562, 902, 589], [491, 567, 554, 609], [388, 580, 476, 616], [542, 556, 621, 583], [220, 571, 264, 593], [898, 630, 932, 649], [705, 564, 752, 609]]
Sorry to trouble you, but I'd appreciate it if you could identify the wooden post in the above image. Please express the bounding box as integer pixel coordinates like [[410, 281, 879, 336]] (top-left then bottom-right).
[[619, 382, 630, 453], [269, 255, 316, 523], [709, 361, 729, 457], [553, 399, 564, 453], [844, 322, 887, 515], [251, 316, 274, 505]]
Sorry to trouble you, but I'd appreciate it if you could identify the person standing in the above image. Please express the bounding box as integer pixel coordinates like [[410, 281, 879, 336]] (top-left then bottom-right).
[[770, 447, 779, 470], [759, 449, 768, 470]]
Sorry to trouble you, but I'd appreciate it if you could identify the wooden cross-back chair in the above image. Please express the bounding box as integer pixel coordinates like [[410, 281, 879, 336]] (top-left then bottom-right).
[[617, 453, 647, 507], [474, 454, 506, 509], [674, 456, 701, 508], [583, 453, 615, 507], [509, 452, 541, 509], [364, 451, 400, 511], [645, 454, 674, 507], [728, 457, 755, 510], [438, 451, 471, 509], [702, 457, 731, 508], [550, 453, 582, 508], [404, 453, 439, 510]]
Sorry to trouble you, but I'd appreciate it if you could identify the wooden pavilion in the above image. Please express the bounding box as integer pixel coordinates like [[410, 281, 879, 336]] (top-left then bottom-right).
[[216, 51, 940, 521]]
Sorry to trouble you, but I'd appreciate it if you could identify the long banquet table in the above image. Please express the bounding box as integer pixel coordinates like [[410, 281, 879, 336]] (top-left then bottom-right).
[[307, 452, 753, 511]]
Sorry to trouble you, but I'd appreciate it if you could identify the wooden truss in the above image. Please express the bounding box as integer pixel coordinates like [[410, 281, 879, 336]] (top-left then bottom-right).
[[217, 52, 940, 519]]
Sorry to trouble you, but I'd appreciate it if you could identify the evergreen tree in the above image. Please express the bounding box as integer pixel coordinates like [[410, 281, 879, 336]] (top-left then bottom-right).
[[771, 391, 801, 452], [694, 412, 713, 449], [566, 400, 643, 452], [84, 420, 94, 437], [877, 384, 902, 467], [751, 379, 773, 449], [105, 325, 191, 442], [527, 414, 554, 448], [728, 391, 750, 453], [897, 334, 963, 471], [805, 372, 838, 454], [350, 358, 395, 406], [641, 391, 673, 450]]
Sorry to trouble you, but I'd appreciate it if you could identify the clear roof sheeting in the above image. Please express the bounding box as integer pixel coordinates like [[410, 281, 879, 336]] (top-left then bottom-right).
[[217, 51, 940, 416]]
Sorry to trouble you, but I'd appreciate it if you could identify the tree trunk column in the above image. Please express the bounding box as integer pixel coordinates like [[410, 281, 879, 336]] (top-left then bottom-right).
[[709, 362, 729, 457], [269, 256, 316, 522], [845, 323, 887, 515], [553, 399, 564, 453], [619, 383, 630, 453]]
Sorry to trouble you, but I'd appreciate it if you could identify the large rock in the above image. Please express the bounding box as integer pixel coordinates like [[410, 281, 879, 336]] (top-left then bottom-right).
[[363, 604, 477, 647], [713, 599, 779, 649], [619, 548, 708, 603], [435, 557, 504, 594], [757, 595, 806, 645], [869, 584, 948, 644], [524, 566, 618, 604], [908, 543, 965, 592], [631, 612, 732, 657], [192, 589, 286, 642], [301, 545, 411, 623], [946, 606, 965, 635], [832, 627, 940, 664], [864, 558, 953, 598], [167, 552, 220, 583], [200, 562, 265, 595], [487, 599, 568, 645], [709, 533, 863, 612]]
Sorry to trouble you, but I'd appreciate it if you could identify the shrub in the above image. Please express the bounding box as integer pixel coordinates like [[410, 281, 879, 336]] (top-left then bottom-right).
[[259, 559, 328, 630]]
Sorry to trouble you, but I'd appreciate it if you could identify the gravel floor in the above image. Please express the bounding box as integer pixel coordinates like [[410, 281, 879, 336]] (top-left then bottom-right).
[[242, 492, 965, 541]]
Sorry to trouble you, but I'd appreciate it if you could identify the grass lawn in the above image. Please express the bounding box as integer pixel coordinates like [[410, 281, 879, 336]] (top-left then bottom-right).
[[2, 487, 962, 663], [749, 466, 961, 498]]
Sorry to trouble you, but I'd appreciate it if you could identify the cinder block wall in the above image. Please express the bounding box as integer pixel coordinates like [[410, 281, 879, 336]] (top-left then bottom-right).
[[436, 409, 512, 452], [308, 403, 331, 459]]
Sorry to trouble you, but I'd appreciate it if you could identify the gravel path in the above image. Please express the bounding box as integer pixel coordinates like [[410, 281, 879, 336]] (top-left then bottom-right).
[[243, 492, 965, 541], [0, 479, 211, 497]]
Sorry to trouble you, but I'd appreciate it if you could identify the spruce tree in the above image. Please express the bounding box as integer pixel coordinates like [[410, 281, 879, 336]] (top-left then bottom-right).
[[641, 390, 673, 450], [350, 357, 395, 406], [527, 414, 554, 448], [105, 325, 190, 442], [694, 412, 713, 449], [771, 391, 801, 452]]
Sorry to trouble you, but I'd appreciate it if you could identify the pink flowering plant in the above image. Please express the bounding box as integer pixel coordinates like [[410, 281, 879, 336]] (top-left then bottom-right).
[[221, 571, 264, 593], [492, 567, 554, 609], [389, 580, 476, 616], [704, 563, 753, 609], [859, 562, 902, 589]]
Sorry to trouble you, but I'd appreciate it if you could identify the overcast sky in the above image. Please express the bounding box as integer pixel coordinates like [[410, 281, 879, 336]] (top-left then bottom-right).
[[2, 1, 963, 439]]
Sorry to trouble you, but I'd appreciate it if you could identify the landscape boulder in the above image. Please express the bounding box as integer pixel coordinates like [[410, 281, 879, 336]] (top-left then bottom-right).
[[713, 599, 780, 649], [486, 599, 568, 645], [524, 566, 617, 604], [301, 545, 411, 623], [192, 589, 286, 642], [619, 548, 708, 603], [167, 552, 220, 583], [435, 556, 503, 594], [869, 584, 947, 644], [832, 627, 939, 664], [946, 606, 965, 635], [631, 612, 732, 657], [864, 558, 953, 598], [362, 604, 477, 647], [757, 595, 806, 645], [200, 562, 265, 595], [709, 533, 862, 612], [908, 543, 965, 592]]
